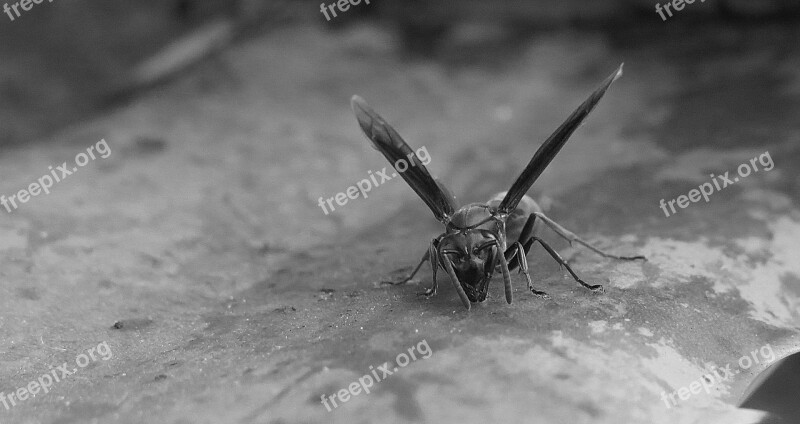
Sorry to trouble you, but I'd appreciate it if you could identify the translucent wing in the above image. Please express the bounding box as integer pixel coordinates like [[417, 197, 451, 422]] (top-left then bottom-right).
[[351, 95, 457, 222], [497, 64, 624, 213]]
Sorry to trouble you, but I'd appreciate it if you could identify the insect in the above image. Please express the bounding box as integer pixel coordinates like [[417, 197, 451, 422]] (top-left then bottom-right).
[[350, 64, 645, 310]]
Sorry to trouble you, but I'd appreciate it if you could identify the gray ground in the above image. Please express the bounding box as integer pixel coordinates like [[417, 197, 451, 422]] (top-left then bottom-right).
[[1, 12, 800, 424]]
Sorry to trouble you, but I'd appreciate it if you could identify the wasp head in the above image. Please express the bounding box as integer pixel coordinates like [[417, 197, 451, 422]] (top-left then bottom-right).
[[439, 230, 500, 303]]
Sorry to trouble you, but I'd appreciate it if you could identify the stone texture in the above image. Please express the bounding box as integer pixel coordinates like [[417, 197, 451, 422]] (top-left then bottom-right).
[[1, 17, 799, 424]]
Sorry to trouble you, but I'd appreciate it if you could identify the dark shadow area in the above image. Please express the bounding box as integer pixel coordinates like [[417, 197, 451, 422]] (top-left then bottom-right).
[[741, 352, 800, 422]]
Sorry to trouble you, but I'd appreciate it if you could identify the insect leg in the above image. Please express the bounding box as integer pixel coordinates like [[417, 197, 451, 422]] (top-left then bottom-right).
[[532, 212, 646, 261], [517, 213, 537, 245], [382, 237, 442, 288], [440, 252, 471, 310], [419, 239, 439, 297], [506, 241, 549, 298], [495, 244, 514, 304], [531, 237, 604, 293], [382, 249, 429, 286], [505, 213, 538, 271]]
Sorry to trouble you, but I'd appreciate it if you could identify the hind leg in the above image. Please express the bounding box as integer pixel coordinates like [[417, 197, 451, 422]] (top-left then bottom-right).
[[532, 212, 646, 261]]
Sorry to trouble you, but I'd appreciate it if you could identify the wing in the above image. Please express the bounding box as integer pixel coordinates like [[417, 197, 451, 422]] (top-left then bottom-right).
[[497, 64, 624, 213], [350, 95, 457, 223]]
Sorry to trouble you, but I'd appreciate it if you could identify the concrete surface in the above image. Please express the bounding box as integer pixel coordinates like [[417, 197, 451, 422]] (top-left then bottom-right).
[[1, 19, 799, 424]]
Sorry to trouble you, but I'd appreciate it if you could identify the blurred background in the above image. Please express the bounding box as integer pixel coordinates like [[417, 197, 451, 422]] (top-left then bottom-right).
[[1, 1, 800, 423], [3, 0, 800, 148]]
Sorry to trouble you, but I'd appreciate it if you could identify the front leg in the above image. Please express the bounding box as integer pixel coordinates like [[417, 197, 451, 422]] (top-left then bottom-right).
[[440, 251, 471, 310], [419, 239, 440, 297], [495, 243, 513, 304]]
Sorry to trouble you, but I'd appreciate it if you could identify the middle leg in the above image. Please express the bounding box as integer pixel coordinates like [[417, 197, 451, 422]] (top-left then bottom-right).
[[530, 237, 604, 293], [504, 241, 549, 298]]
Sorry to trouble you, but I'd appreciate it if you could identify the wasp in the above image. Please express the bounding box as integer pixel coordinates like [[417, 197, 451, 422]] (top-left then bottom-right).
[[351, 64, 645, 310]]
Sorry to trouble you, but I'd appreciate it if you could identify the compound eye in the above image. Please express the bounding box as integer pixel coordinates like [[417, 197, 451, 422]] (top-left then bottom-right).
[[474, 241, 496, 256], [442, 250, 466, 263]]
